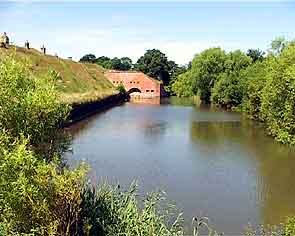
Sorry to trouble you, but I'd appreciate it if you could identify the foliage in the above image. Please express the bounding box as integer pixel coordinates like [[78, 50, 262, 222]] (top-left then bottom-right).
[[0, 56, 69, 147], [171, 71, 194, 97], [0, 129, 87, 236], [244, 217, 295, 236], [134, 49, 180, 86], [79, 54, 133, 71], [246, 49, 265, 63], [190, 48, 227, 103], [212, 50, 252, 108], [269, 36, 288, 56], [171, 38, 295, 145], [116, 84, 126, 93], [95, 56, 113, 69], [284, 216, 295, 236], [241, 59, 272, 120], [81, 183, 184, 236], [119, 57, 133, 71], [79, 54, 96, 63], [260, 44, 295, 144]]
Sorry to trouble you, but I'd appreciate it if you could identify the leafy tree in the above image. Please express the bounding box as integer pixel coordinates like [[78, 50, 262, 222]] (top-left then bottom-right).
[[110, 57, 123, 70], [120, 57, 133, 70], [260, 44, 295, 144], [80, 55, 133, 71], [171, 71, 194, 97], [190, 48, 227, 103], [79, 54, 96, 63], [269, 36, 288, 56], [246, 49, 265, 62], [212, 50, 252, 108], [241, 59, 272, 120], [95, 56, 112, 69], [135, 49, 177, 85]]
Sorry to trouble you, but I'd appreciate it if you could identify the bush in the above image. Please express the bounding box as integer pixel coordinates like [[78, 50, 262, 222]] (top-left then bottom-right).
[[0, 132, 87, 236], [116, 84, 126, 93], [0, 56, 69, 146]]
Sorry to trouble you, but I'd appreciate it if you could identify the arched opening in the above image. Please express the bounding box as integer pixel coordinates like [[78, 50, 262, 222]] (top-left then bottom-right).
[[127, 87, 142, 95]]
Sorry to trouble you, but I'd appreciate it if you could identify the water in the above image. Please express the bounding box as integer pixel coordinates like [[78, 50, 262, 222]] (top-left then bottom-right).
[[64, 97, 295, 234]]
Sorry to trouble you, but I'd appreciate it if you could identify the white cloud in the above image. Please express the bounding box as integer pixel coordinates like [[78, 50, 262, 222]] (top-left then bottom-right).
[[24, 28, 217, 64]]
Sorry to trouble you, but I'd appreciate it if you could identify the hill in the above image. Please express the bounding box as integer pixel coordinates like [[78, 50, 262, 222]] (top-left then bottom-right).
[[0, 46, 117, 105]]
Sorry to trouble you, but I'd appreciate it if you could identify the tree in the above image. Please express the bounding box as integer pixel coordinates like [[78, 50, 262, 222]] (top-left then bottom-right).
[[212, 50, 252, 108], [246, 49, 265, 62], [171, 71, 194, 97], [260, 44, 295, 144], [190, 48, 227, 103], [79, 54, 96, 63], [135, 49, 176, 85], [80, 55, 133, 71], [269, 36, 288, 56], [95, 56, 112, 69], [120, 57, 133, 70], [110, 57, 122, 70]]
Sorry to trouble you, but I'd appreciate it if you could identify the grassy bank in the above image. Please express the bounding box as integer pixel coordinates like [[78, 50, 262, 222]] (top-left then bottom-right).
[[0, 46, 117, 105]]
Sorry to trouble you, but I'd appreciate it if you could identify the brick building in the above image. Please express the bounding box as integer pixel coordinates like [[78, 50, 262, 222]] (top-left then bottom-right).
[[105, 70, 166, 98]]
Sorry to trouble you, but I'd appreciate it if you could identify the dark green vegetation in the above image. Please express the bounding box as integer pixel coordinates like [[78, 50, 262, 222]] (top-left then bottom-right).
[[80, 49, 187, 87], [134, 49, 186, 86], [0, 46, 117, 105], [80, 54, 133, 71], [171, 37, 295, 145], [0, 56, 184, 235]]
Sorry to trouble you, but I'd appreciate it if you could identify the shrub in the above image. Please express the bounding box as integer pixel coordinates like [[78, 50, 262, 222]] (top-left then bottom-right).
[[0, 56, 69, 146], [0, 132, 87, 236], [116, 84, 126, 93]]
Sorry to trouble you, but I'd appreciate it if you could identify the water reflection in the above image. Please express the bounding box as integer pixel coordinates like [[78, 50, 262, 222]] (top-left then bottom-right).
[[190, 118, 295, 227], [64, 97, 295, 234]]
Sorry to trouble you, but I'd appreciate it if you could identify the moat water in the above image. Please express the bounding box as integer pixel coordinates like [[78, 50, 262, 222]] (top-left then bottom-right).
[[64, 97, 295, 234]]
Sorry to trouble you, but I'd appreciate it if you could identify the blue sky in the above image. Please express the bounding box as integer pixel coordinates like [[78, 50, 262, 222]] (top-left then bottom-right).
[[1, 1, 294, 64]]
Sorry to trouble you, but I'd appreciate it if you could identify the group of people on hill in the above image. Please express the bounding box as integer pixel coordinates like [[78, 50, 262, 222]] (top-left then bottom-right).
[[0, 32, 9, 48]]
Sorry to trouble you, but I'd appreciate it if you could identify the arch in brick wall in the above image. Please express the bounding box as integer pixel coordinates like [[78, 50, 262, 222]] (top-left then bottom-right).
[[127, 87, 142, 95]]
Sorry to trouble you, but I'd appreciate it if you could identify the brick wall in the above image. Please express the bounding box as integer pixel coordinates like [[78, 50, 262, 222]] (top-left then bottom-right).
[[105, 71, 166, 98]]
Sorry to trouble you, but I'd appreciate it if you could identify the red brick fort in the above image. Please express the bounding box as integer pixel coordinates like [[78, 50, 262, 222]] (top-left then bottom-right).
[[105, 70, 166, 98]]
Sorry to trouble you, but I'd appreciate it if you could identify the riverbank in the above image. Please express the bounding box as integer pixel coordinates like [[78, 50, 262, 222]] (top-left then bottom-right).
[[65, 92, 128, 126]]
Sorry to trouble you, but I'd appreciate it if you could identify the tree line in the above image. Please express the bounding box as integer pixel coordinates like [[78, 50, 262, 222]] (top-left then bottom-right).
[[80, 49, 187, 86], [171, 37, 295, 145]]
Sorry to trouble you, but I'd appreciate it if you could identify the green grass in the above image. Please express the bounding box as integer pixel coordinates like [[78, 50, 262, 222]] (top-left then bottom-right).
[[0, 46, 117, 105]]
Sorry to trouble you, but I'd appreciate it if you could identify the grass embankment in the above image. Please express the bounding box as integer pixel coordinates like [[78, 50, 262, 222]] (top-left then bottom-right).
[[0, 46, 117, 105]]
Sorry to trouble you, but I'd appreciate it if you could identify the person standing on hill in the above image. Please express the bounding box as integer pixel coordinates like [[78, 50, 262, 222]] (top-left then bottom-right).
[[0, 32, 9, 48]]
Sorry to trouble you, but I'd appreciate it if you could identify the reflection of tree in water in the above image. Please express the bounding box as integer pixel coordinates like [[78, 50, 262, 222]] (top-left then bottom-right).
[[190, 119, 295, 227], [190, 121, 241, 147]]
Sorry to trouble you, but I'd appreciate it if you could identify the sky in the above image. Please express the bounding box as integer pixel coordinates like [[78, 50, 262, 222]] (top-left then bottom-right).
[[0, 1, 294, 64]]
